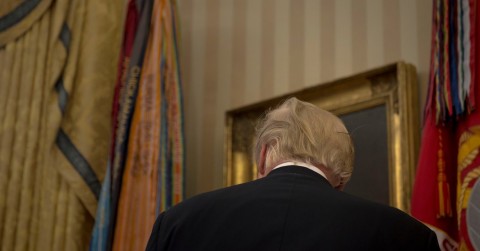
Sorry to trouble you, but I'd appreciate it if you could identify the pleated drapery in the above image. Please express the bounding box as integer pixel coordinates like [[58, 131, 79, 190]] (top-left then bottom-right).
[[0, 0, 123, 250]]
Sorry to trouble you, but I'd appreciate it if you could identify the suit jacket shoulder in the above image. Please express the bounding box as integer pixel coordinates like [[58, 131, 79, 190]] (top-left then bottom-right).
[[146, 166, 440, 251]]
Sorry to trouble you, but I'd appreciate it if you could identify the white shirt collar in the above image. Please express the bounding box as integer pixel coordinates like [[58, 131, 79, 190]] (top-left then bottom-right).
[[272, 161, 327, 180]]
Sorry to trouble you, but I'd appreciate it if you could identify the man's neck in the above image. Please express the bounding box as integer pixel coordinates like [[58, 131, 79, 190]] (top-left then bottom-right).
[[272, 161, 327, 180]]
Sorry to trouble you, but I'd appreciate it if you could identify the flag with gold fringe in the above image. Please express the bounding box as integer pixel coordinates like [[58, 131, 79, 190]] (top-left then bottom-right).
[[411, 0, 480, 250], [90, 0, 185, 250]]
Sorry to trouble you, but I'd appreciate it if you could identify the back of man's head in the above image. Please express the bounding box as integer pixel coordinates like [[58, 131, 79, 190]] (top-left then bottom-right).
[[254, 97, 354, 183]]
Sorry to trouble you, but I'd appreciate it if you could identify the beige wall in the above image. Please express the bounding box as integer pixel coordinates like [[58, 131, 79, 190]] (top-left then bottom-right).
[[178, 0, 432, 197]]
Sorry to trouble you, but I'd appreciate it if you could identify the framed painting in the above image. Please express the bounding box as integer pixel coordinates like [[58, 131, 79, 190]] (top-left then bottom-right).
[[224, 62, 420, 212]]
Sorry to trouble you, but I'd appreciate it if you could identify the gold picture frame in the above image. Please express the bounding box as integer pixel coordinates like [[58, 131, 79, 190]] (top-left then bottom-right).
[[224, 62, 420, 213]]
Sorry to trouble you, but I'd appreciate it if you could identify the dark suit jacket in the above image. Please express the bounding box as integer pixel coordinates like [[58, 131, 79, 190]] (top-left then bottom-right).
[[146, 166, 439, 251]]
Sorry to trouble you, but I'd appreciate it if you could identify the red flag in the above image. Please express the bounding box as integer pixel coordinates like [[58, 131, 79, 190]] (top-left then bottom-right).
[[412, 0, 480, 250], [411, 105, 458, 250]]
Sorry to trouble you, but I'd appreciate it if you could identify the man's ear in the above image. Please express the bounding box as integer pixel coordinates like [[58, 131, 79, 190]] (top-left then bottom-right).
[[318, 165, 346, 191], [258, 145, 268, 178], [334, 182, 345, 191]]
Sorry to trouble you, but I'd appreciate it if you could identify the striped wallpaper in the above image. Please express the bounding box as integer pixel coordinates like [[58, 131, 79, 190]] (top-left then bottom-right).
[[178, 0, 433, 197]]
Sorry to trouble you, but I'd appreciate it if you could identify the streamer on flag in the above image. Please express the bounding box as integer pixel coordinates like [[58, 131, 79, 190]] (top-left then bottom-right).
[[411, 0, 480, 250], [89, 0, 185, 250]]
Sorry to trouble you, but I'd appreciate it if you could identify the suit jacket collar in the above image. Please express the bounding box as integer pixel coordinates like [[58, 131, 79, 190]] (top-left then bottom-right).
[[267, 165, 333, 188]]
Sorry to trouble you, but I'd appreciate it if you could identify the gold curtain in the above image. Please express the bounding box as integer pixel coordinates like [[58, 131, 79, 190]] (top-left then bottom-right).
[[0, 0, 123, 250]]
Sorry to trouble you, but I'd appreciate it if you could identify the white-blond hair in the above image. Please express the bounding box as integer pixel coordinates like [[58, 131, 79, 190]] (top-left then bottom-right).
[[254, 97, 354, 182]]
